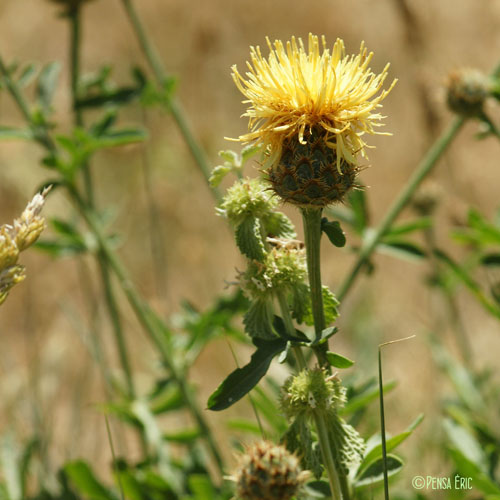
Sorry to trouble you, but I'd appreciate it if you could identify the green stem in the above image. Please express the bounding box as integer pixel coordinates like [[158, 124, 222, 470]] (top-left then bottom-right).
[[97, 252, 135, 397], [313, 412, 343, 500], [119, 0, 221, 201], [301, 207, 329, 366], [276, 292, 307, 371], [337, 116, 466, 302], [67, 12, 136, 399], [68, 5, 93, 205], [69, 188, 225, 477]]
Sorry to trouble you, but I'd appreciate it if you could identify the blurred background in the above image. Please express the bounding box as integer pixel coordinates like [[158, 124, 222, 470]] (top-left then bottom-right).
[[1, 0, 500, 494]]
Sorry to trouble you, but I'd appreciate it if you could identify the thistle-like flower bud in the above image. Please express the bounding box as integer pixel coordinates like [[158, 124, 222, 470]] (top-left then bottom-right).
[[232, 441, 309, 500], [231, 35, 396, 208], [447, 68, 489, 117], [280, 368, 346, 419], [268, 127, 359, 207]]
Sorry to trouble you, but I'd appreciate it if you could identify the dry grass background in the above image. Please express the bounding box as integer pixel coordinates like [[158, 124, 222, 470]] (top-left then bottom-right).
[[1, 0, 500, 492]]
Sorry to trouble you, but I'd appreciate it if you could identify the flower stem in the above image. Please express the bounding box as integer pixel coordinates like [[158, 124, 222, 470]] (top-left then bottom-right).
[[68, 4, 93, 206], [313, 411, 343, 500], [119, 0, 221, 202], [337, 116, 466, 302], [301, 207, 329, 366]]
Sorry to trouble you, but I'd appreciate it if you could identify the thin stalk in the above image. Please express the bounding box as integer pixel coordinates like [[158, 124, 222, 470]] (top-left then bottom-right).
[[378, 347, 390, 500], [119, 0, 221, 201], [313, 412, 343, 500], [338, 116, 466, 301], [68, 5, 93, 205], [67, 10, 137, 399], [1, 47, 224, 478], [301, 207, 329, 366], [69, 188, 225, 477], [276, 292, 307, 371], [98, 252, 135, 397]]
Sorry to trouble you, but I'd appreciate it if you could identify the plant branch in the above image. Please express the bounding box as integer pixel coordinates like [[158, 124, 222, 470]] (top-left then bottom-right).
[[337, 116, 466, 301], [119, 0, 221, 201]]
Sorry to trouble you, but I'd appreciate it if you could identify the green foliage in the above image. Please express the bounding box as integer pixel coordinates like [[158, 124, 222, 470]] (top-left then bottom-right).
[[207, 337, 287, 411]]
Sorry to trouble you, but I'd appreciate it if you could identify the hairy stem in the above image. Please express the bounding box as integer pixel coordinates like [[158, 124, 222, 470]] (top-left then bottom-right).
[[301, 207, 329, 366], [313, 412, 343, 500], [338, 116, 466, 301]]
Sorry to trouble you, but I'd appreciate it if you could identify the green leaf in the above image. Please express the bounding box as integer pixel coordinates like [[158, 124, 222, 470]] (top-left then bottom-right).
[[321, 218, 346, 247], [64, 460, 118, 500], [93, 128, 147, 149], [304, 286, 339, 326], [163, 428, 200, 443], [379, 240, 427, 261], [384, 217, 432, 237], [243, 299, 275, 340], [226, 418, 262, 435], [209, 164, 232, 187], [241, 144, 260, 164], [347, 188, 368, 234], [273, 315, 310, 342], [0, 126, 32, 141], [433, 249, 500, 319], [354, 454, 404, 489], [36, 62, 61, 113], [340, 380, 397, 416], [360, 414, 424, 472], [207, 337, 286, 411], [326, 351, 354, 369], [447, 447, 500, 496], [480, 253, 500, 267], [218, 149, 239, 165], [17, 63, 37, 88], [235, 216, 265, 261], [188, 475, 217, 500], [311, 326, 338, 346]]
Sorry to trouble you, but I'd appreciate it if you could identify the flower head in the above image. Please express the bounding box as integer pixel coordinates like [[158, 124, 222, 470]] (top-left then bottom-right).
[[232, 34, 396, 169], [231, 34, 396, 206], [231, 441, 309, 500]]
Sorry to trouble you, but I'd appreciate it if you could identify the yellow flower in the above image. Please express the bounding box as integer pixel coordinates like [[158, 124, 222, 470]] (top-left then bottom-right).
[[232, 34, 396, 171]]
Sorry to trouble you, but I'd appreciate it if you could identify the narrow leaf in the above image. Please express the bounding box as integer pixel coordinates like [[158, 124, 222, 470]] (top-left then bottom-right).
[[207, 338, 286, 411]]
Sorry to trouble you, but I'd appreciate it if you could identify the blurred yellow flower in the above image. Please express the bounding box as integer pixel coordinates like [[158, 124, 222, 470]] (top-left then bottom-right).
[[232, 34, 396, 171]]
